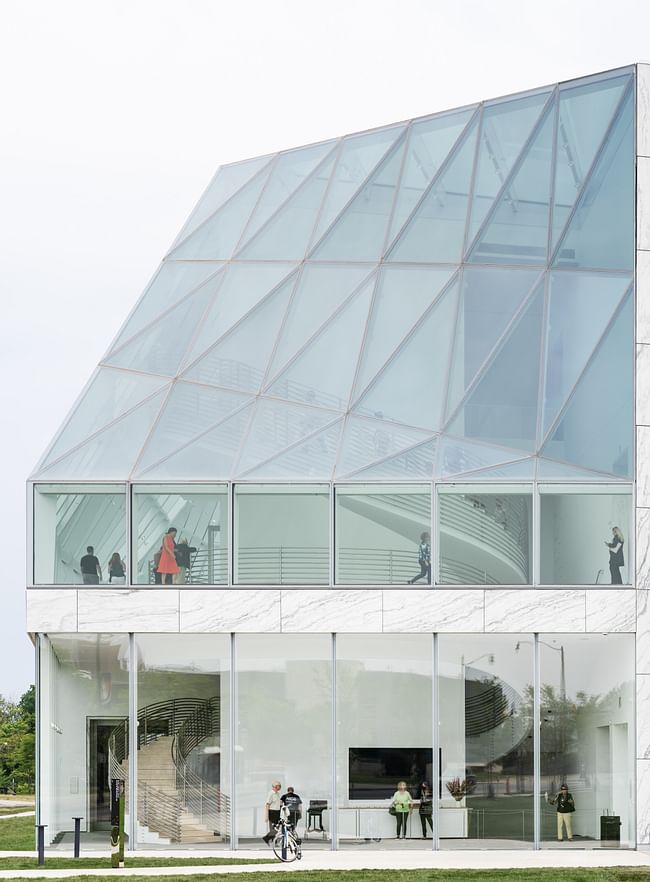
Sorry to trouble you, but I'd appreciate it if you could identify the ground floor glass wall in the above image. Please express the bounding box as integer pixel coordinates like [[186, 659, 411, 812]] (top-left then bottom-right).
[[38, 632, 635, 850]]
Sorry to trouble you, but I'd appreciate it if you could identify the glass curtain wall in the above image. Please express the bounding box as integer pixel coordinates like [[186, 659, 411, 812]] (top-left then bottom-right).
[[234, 484, 329, 584], [33, 484, 126, 584], [438, 487, 532, 585], [235, 634, 331, 849], [38, 634, 129, 844], [335, 484, 431, 584], [539, 487, 632, 585], [135, 635, 230, 846], [132, 485, 228, 585], [438, 636, 534, 849], [539, 634, 635, 848], [336, 634, 433, 848]]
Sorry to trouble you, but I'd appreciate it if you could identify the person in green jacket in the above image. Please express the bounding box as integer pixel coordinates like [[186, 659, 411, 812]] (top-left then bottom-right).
[[391, 781, 413, 839]]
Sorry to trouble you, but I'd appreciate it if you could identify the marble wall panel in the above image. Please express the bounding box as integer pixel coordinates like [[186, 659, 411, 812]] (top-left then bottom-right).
[[77, 589, 179, 632], [639, 157, 650, 253], [638, 760, 650, 845], [585, 590, 636, 631], [383, 589, 484, 632], [26, 589, 77, 632], [180, 589, 281, 632], [638, 345, 650, 425], [637, 591, 650, 672], [485, 589, 585, 632], [638, 63, 650, 158], [637, 251, 650, 345], [280, 589, 382, 632]]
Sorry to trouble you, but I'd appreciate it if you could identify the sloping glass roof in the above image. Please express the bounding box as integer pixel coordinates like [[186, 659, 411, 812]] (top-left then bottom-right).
[[32, 66, 635, 482]]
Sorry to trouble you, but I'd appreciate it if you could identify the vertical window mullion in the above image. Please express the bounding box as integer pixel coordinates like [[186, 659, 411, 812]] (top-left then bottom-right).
[[128, 633, 137, 851], [533, 633, 541, 849]]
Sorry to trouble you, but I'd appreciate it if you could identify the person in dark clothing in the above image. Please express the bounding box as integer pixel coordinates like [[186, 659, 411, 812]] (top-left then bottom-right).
[[175, 538, 197, 585], [417, 780, 433, 838], [80, 546, 102, 584], [605, 526, 625, 584], [280, 787, 303, 829], [408, 532, 431, 584], [546, 783, 575, 841], [108, 552, 126, 584]]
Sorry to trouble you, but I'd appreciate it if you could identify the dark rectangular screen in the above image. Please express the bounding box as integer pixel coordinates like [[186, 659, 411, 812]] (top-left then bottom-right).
[[348, 748, 433, 799]]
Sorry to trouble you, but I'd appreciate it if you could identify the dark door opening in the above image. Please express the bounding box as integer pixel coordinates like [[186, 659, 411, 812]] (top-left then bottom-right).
[[88, 719, 121, 830]]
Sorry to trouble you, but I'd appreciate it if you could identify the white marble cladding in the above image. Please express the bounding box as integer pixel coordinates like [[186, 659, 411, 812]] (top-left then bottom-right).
[[26, 586, 636, 635]]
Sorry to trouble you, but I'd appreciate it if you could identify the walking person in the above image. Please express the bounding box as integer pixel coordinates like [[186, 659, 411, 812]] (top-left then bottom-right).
[[546, 783, 575, 842], [80, 546, 102, 584], [280, 786, 303, 829], [390, 780, 413, 839], [262, 781, 282, 844], [408, 533, 431, 585]]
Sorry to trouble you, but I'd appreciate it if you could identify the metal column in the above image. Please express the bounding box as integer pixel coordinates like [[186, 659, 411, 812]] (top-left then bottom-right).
[[128, 633, 138, 851]]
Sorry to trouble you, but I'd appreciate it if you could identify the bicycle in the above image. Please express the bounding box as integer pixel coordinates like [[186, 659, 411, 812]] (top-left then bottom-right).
[[272, 813, 302, 862]]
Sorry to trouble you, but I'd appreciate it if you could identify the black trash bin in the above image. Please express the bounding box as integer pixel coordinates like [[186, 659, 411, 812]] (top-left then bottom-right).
[[600, 815, 621, 843]]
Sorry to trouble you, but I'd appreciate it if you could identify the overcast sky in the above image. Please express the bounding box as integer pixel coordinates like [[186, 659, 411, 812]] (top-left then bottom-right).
[[0, 0, 647, 698]]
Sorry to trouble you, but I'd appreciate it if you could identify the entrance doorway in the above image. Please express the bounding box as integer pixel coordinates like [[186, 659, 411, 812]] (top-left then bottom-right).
[[88, 719, 121, 831]]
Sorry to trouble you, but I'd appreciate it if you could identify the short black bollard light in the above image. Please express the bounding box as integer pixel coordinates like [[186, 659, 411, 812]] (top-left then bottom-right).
[[72, 817, 83, 858], [36, 824, 47, 866]]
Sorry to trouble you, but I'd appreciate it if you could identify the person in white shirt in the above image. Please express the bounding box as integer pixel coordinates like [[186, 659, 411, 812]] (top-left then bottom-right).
[[262, 781, 282, 844]]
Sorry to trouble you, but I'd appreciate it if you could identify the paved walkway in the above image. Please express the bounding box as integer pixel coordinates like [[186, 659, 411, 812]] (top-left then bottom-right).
[[1, 849, 650, 878], [0, 812, 34, 820]]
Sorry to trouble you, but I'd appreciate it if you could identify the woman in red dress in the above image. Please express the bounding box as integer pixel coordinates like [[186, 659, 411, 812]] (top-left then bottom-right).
[[157, 527, 179, 585]]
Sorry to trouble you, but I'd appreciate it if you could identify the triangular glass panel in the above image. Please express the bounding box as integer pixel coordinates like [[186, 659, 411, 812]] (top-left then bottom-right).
[[310, 136, 406, 260], [104, 275, 219, 377], [445, 281, 544, 452], [388, 107, 475, 244], [335, 414, 434, 477], [460, 457, 536, 479], [167, 162, 272, 259], [239, 141, 335, 245], [445, 266, 542, 421], [436, 435, 528, 479], [269, 264, 373, 379], [237, 152, 337, 260], [40, 367, 169, 468], [467, 90, 550, 243], [344, 438, 437, 480], [541, 291, 633, 477], [135, 382, 253, 474], [174, 155, 272, 245], [310, 125, 406, 245], [109, 262, 225, 352], [551, 73, 630, 250], [541, 271, 631, 438], [467, 104, 554, 265], [352, 277, 459, 431], [183, 262, 298, 366], [35, 390, 168, 479], [138, 403, 254, 479], [353, 266, 457, 400], [553, 87, 633, 271], [238, 418, 344, 479], [235, 398, 338, 475], [265, 277, 374, 410], [181, 274, 295, 393], [386, 116, 479, 263], [536, 456, 619, 480]]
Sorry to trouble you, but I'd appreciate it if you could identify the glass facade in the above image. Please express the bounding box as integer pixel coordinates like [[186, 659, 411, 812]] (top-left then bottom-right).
[[38, 632, 636, 849], [29, 66, 640, 853]]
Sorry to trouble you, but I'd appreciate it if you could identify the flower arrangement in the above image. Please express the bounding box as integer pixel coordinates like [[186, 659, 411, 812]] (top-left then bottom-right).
[[446, 777, 475, 802]]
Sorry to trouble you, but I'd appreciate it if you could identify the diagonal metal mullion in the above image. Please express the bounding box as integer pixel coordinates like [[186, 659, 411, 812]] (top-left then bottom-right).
[[235, 413, 344, 478], [460, 105, 486, 257], [384, 108, 480, 257], [378, 120, 414, 258], [338, 432, 438, 479], [306, 126, 408, 256], [462, 89, 557, 261], [544, 90, 561, 261], [534, 273, 552, 450], [537, 283, 632, 451], [548, 78, 633, 264], [232, 142, 340, 257]]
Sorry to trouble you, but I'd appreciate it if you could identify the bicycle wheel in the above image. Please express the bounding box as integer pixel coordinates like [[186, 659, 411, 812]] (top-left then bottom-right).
[[273, 830, 299, 862]]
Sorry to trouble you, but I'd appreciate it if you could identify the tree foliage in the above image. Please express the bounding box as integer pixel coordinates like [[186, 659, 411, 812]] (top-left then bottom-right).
[[0, 686, 35, 793]]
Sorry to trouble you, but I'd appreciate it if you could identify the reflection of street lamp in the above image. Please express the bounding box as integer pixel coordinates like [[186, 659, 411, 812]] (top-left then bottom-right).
[[515, 640, 565, 700], [461, 653, 495, 674]]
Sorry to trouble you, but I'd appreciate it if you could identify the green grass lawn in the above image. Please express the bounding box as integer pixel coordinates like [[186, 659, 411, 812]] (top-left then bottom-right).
[[9, 871, 650, 882], [0, 814, 37, 850], [0, 856, 270, 869]]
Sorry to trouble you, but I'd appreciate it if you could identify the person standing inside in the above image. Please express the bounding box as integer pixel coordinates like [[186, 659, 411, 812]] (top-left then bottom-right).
[[605, 526, 625, 584], [417, 780, 433, 838], [408, 533, 431, 585], [547, 783, 575, 842], [80, 546, 102, 584], [262, 781, 282, 844], [175, 538, 197, 585], [391, 780, 413, 839], [108, 552, 126, 584], [157, 527, 179, 585]]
